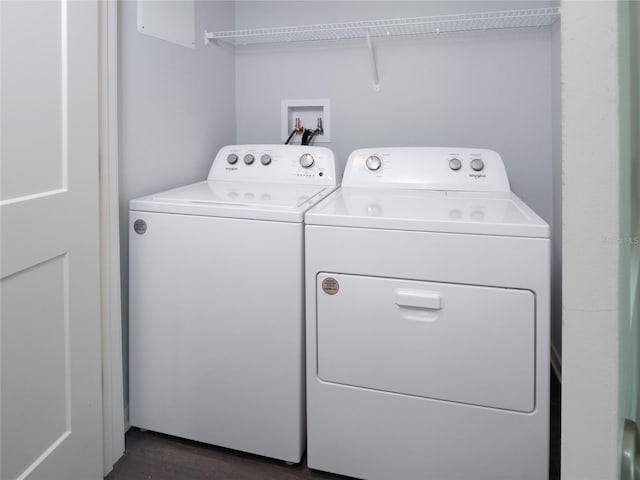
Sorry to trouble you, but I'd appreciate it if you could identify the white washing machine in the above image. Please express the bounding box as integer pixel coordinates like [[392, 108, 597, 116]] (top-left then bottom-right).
[[305, 147, 550, 479], [129, 144, 338, 463]]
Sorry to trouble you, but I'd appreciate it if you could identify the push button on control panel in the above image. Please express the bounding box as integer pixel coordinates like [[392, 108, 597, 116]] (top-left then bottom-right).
[[449, 158, 462, 171], [260, 154, 272, 166], [470, 158, 485, 171]]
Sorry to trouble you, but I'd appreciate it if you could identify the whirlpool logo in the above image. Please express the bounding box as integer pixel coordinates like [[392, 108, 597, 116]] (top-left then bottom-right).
[[469, 173, 486, 179]]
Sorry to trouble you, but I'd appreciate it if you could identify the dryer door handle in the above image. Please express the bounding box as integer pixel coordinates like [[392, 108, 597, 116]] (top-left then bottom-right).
[[395, 289, 443, 310]]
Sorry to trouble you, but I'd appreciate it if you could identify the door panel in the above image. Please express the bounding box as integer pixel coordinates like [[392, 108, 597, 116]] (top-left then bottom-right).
[[0, 1, 102, 479], [1, 0, 64, 201], [317, 273, 535, 412], [2, 256, 69, 480]]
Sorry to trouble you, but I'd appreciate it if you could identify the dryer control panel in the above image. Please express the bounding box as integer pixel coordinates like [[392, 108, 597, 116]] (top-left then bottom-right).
[[342, 147, 511, 192], [208, 144, 338, 186]]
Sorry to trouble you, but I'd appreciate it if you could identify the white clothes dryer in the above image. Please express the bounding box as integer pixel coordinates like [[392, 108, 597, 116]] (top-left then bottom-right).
[[304, 147, 550, 479], [129, 144, 338, 463]]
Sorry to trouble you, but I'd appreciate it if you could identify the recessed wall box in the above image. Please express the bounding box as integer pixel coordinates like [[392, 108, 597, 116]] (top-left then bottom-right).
[[281, 99, 331, 144]]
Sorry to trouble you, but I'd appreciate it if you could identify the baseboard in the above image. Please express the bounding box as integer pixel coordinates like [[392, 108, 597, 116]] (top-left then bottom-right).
[[551, 343, 562, 383]]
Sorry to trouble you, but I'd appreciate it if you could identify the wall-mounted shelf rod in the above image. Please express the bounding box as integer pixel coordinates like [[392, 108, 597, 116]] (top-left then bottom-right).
[[204, 7, 560, 91], [204, 7, 559, 46]]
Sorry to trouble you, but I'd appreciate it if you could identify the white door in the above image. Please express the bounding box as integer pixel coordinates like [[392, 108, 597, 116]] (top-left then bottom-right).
[[1, 1, 103, 479]]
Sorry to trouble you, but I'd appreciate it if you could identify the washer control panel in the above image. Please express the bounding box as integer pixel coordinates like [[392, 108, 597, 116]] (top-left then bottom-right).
[[209, 144, 338, 186], [342, 147, 511, 192]]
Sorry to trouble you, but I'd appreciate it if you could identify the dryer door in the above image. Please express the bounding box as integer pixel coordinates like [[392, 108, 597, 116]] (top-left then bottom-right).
[[316, 273, 535, 412]]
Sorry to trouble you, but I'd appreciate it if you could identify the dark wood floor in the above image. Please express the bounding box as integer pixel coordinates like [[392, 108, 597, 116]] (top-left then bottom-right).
[[105, 429, 345, 480], [107, 370, 561, 480]]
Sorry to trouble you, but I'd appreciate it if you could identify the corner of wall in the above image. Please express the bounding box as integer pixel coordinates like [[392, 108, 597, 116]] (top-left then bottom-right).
[[550, 9, 562, 380]]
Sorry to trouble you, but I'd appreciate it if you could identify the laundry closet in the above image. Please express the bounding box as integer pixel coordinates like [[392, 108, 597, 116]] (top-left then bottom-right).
[[120, 0, 558, 478]]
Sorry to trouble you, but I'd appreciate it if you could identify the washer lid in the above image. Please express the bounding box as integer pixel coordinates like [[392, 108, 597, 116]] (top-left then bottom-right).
[[305, 188, 549, 238], [130, 180, 335, 222]]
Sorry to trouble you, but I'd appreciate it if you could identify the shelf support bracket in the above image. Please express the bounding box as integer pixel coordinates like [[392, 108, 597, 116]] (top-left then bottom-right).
[[204, 29, 213, 46], [365, 29, 380, 91]]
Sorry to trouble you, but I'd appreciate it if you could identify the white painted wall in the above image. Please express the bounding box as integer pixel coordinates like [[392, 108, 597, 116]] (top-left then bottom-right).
[[235, 1, 554, 226], [118, 0, 236, 423], [561, 2, 619, 479]]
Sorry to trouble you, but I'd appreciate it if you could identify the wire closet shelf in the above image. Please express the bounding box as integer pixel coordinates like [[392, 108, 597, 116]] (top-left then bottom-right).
[[205, 7, 560, 45]]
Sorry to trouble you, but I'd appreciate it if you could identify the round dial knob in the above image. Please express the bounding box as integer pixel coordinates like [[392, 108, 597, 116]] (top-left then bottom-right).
[[244, 154, 255, 165], [449, 158, 462, 171], [365, 155, 382, 171], [470, 158, 485, 171], [260, 154, 272, 166], [299, 153, 315, 168], [227, 153, 238, 165]]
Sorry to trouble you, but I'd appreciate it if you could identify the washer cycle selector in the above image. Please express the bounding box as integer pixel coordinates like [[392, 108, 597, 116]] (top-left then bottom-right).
[[470, 158, 485, 171], [300, 154, 315, 168], [449, 158, 462, 171], [365, 155, 382, 171], [260, 154, 272, 166], [227, 154, 239, 165], [244, 154, 255, 165]]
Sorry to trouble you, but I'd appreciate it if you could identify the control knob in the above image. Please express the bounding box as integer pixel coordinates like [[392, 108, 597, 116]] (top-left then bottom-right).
[[299, 153, 315, 168], [244, 154, 255, 165], [227, 153, 238, 165], [470, 158, 485, 171], [365, 155, 382, 171], [260, 154, 272, 166], [449, 158, 462, 171]]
